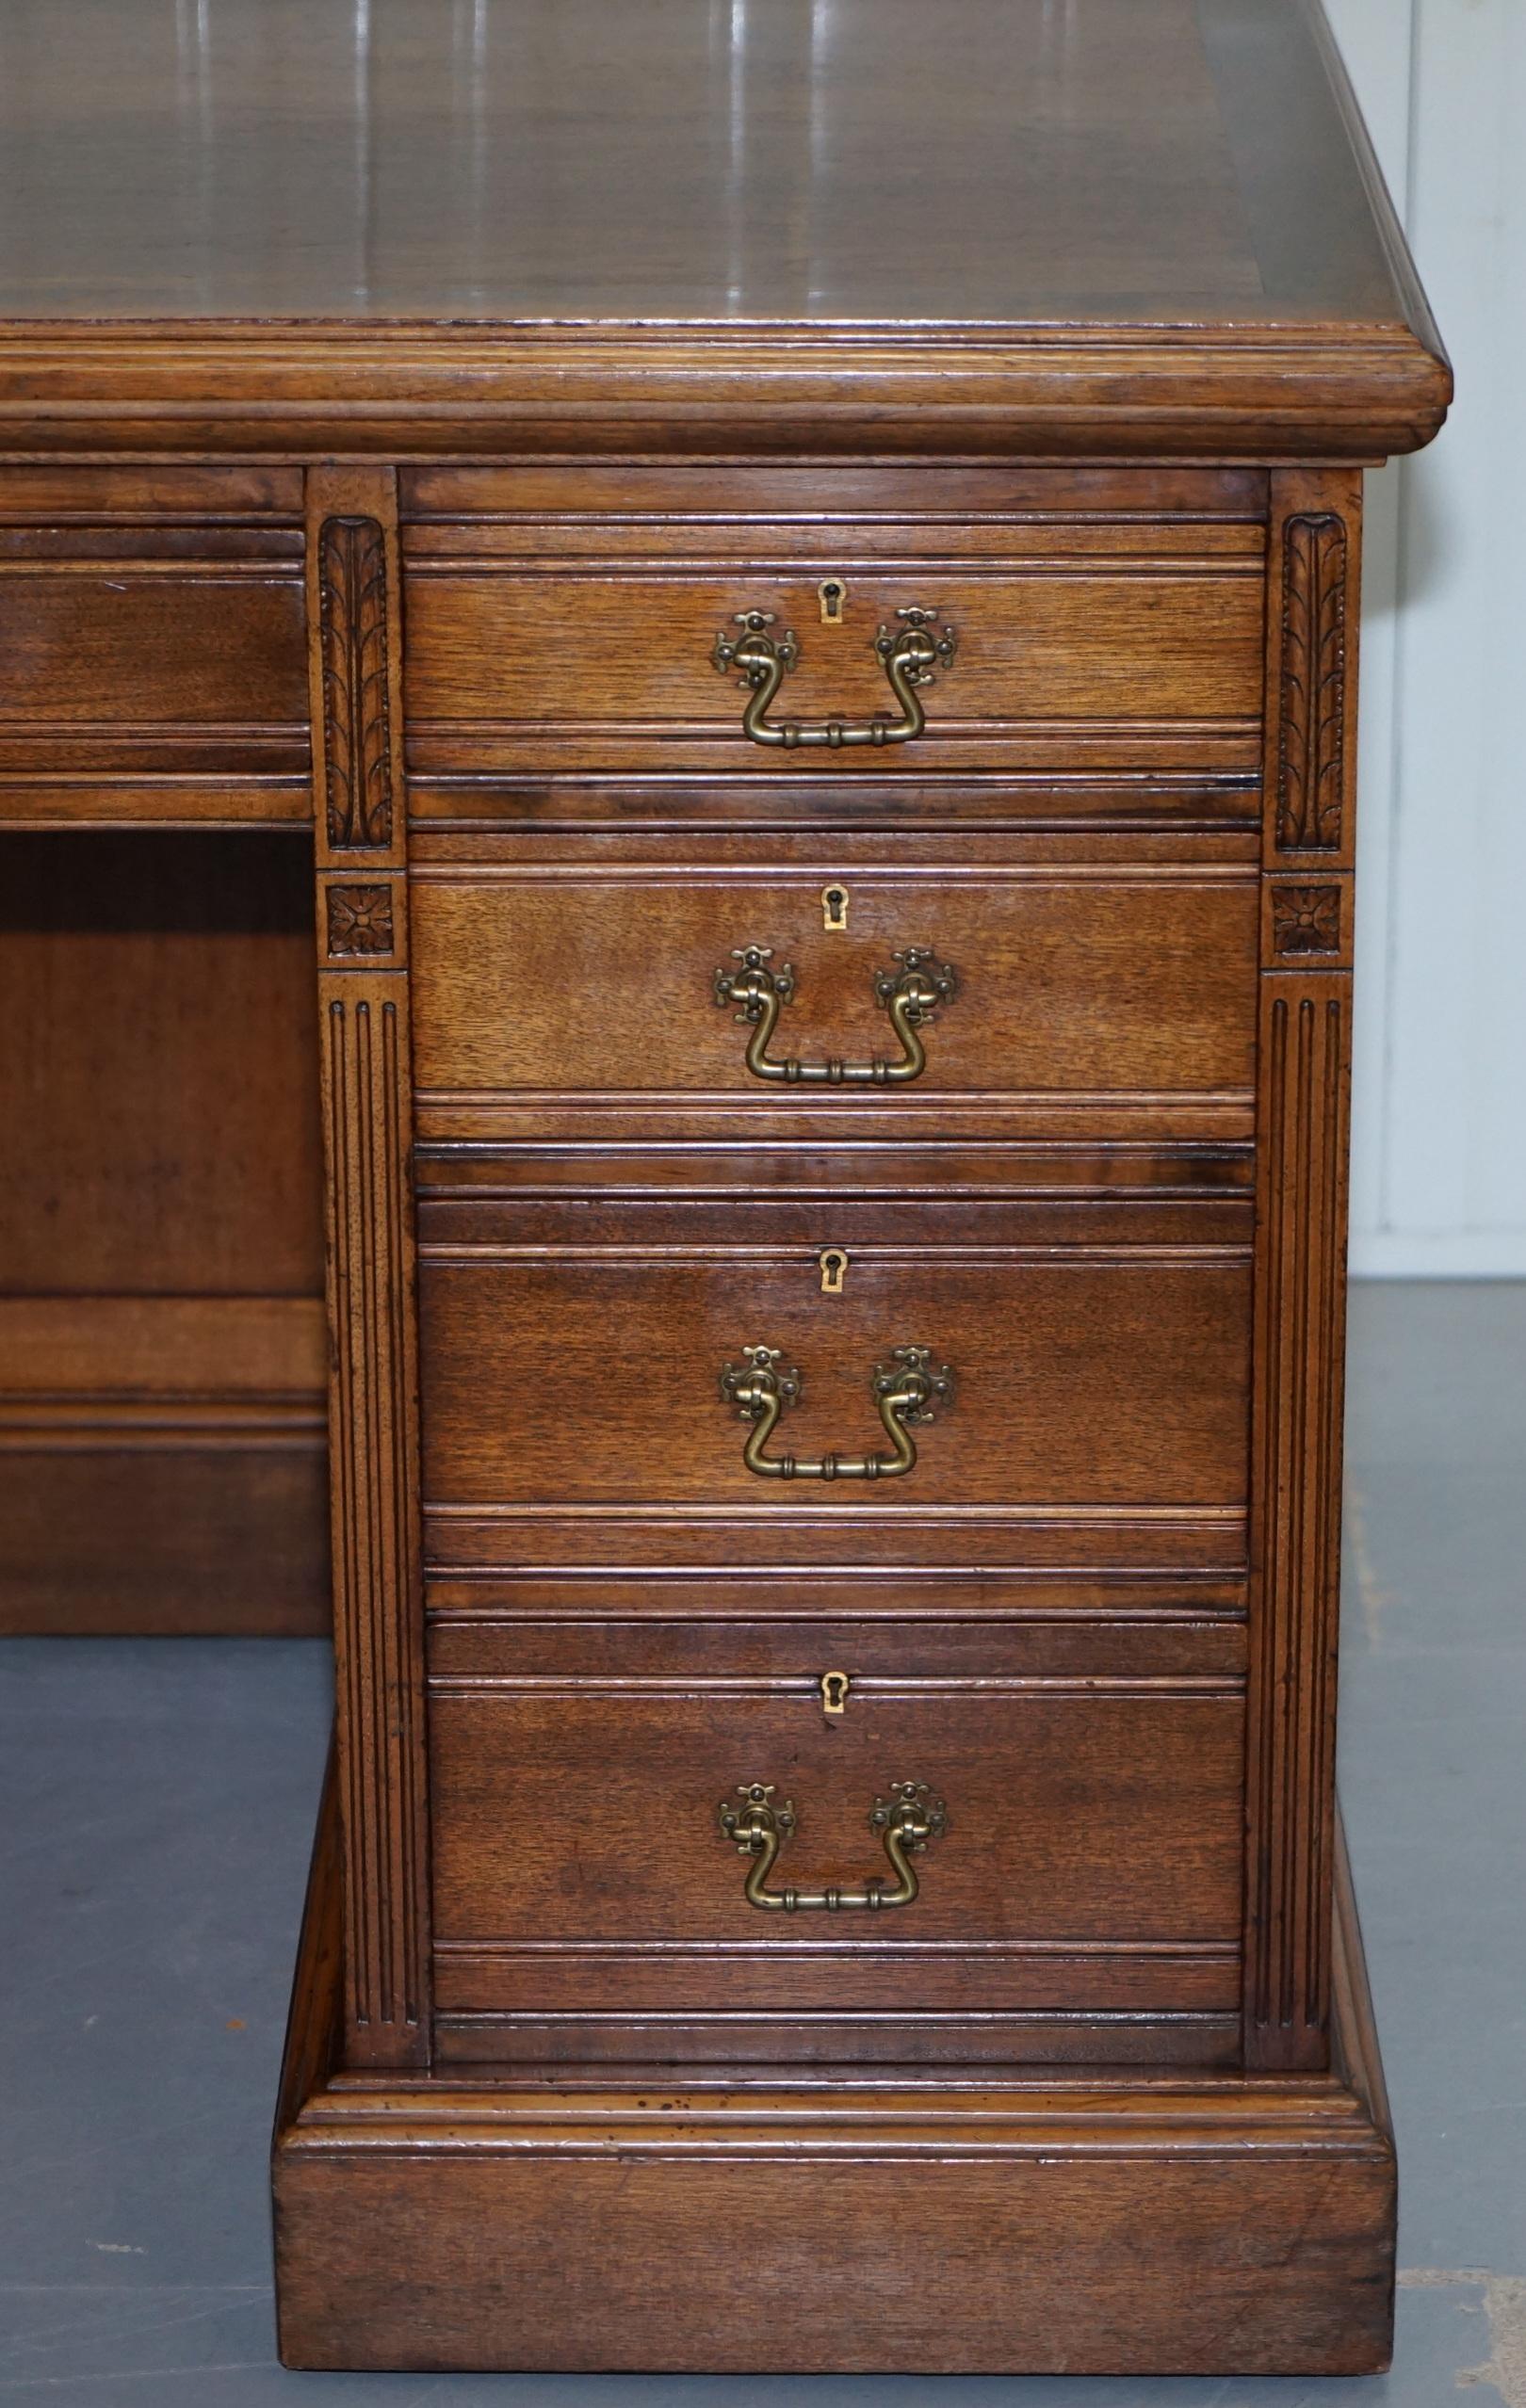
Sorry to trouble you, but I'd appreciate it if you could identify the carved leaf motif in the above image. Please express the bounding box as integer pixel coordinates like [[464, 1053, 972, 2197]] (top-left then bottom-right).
[[1272, 884, 1341, 958], [319, 514, 394, 849], [1276, 514, 1347, 852], [327, 883, 395, 957]]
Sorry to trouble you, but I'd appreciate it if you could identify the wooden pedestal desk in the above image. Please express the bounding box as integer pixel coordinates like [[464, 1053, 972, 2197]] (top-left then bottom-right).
[[0, 0, 1450, 2375]]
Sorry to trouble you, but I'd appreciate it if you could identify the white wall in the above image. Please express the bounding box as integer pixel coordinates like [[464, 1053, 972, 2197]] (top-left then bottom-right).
[[1326, 0, 1526, 1276]]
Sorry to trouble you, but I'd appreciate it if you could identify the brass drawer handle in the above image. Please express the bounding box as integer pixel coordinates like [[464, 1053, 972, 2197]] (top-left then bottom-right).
[[718, 1779, 948, 1913], [720, 1343, 953, 1481], [710, 605, 956, 750], [713, 944, 957, 1086]]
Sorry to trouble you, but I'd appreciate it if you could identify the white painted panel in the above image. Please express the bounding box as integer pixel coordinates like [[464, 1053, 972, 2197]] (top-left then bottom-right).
[[1328, 1, 1526, 1275]]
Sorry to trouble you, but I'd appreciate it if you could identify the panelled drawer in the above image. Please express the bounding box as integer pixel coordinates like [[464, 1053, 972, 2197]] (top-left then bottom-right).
[[401, 465, 1266, 779], [408, 850, 1259, 1123], [0, 520, 307, 782], [404, 465, 1267, 2077], [427, 1615, 1244, 2064], [416, 1191, 1252, 1575]]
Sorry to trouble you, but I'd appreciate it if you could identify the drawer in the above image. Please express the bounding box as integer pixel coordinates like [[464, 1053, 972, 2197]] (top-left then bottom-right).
[[408, 853, 1258, 1130], [417, 1192, 1252, 1574], [0, 538, 307, 779], [428, 1617, 1244, 2063], [401, 468, 1266, 779]]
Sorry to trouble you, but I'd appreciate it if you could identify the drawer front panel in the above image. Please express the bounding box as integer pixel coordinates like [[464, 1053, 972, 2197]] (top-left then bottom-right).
[[403, 550, 1264, 776], [401, 463, 1271, 530], [0, 481, 308, 791], [409, 863, 1258, 1107], [429, 1625, 1244, 2054], [428, 1612, 1249, 1687], [0, 568, 306, 734], [418, 1210, 1251, 1519], [431, 1687, 1243, 1951]]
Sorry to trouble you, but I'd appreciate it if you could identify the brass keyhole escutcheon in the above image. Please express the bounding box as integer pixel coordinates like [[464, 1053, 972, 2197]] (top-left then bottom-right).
[[821, 883, 850, 932], [818, 578, 847, 625], [820, 1671, 851, 1716], [818, 1248, 849, 1295]]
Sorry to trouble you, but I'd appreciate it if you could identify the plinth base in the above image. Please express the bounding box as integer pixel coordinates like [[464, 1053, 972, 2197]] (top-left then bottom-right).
[[273, 1772, 1396, 2374]]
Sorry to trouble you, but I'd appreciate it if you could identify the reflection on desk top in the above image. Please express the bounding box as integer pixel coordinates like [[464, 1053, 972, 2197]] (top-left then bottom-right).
[[0, 0, 1450, 459], [0, 0, 1430, 327]]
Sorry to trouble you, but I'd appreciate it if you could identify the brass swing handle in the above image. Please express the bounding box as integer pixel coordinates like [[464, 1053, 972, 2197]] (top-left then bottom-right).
[[720, 1344, 953, 1481], [718, 1779, 948, 1913], [713, 945, 957, 1085], [710, 605, 957, 750]]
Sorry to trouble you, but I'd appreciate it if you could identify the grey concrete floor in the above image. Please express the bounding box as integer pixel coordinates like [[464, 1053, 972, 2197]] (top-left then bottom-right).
[[1, 1279, 1522, 2406]]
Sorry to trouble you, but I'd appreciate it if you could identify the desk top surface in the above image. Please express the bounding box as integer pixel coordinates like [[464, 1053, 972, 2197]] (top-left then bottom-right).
[[0, 0, 1431, 334], [0, 0, 1449, 461]]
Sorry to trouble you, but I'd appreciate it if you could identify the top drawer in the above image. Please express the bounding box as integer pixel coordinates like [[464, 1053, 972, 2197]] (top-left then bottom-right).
[[0, 564, 304, 729], [401, 466, 1266, 781], [0, 477, 308, 787]]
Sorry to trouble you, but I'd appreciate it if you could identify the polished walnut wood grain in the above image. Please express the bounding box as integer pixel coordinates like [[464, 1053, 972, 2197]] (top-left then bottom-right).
[[428, 1623, 1244, 2048], [402, 546, 1264, 780], [418, 1219, 1250, 1517], [426, 1609, 1249, 1684], [278, 2113, 1394, 2375], [415, 1136, 1258, 1205], [418, 1187, 1255, 1251], [399, 462, 1271, 532], [0, 323, 1450, 464], [0, 468, 310, 827], [0, 568, 304, 727], [432, 1683, 1243, 1961], [409, 777, 1262, 843], [279, 2093, 1394, 2374], [0, 463, 302, 520], [408, 852, 1258, 1112], [428, 1507, 1249, 1583], [401, 472, 1268, 789]]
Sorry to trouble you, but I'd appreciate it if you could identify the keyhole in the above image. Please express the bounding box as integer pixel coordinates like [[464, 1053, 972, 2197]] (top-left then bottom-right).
[[820, 1670, 850, 1716], [818, 1248, 848, 1295], [818, 578, 847, 625], [821, 884, 850, 932]]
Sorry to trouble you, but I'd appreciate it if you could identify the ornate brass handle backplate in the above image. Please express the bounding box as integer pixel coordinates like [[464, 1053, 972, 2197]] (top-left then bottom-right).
[[714, 945, 957, 1085], [710, 605, 957, 749], [718, 1780, 948, 1912], [719, 1344, 953, 1481]]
